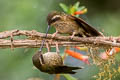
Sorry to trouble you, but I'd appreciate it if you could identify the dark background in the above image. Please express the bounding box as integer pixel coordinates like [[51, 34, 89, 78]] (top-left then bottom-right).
[[0, 0, 120, 80]]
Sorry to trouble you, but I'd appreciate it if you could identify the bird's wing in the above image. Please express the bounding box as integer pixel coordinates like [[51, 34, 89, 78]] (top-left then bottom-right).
[[68, 15, 103, 37], [54, 66, 82, 74]]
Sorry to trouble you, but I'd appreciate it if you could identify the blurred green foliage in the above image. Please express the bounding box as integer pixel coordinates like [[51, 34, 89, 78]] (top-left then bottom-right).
[[61, 74, 77, 80], [60, 2, 87, 17], [60, 2, 85, 14], [0, 0, 120, 80]]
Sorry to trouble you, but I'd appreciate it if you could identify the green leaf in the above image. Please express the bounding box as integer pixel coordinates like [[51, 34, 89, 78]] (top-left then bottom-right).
[[61, 74, 77, 80], [69, 6, 75, 15], [77, 6, 86, 11], [73, 2, 80, 10], [59, 3, 68, 13]]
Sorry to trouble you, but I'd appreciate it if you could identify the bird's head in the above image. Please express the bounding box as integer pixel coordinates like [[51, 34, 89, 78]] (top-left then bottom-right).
[[47, 11, 63, 25]]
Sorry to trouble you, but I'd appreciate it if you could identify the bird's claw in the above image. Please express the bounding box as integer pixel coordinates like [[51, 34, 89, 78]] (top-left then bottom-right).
[[46, 42, 51, 52], [70, 32, 76, 40], [55, 42, 60, 53], [70, 36, 73, 40]]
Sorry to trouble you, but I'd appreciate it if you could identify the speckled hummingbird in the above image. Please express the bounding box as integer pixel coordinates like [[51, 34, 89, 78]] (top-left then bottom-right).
[[32, 51, 82, 74], [47, 11, 103, 38]]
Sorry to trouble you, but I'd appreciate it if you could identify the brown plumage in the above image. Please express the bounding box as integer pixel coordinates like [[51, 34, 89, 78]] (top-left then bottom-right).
[[32, 51, 82, 74], [47, 11, 103, 37]]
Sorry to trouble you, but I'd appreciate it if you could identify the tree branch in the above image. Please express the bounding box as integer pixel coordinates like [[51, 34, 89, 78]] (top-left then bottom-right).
[[0, 29, 120, 49]]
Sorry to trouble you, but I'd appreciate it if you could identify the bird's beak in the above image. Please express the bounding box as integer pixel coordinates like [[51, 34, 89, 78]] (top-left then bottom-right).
[[45, 25, 50, 37], [39, 25, 50, 52]]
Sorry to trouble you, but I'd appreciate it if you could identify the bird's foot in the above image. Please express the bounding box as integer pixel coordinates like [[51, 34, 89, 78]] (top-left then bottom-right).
[[52, 31, 58, 39], [45, 42, 51, 52], [70, 36, 74, 40], [49, 31, 58, 44], [70, 32, 76, 40], [55, 41, 60, 53]]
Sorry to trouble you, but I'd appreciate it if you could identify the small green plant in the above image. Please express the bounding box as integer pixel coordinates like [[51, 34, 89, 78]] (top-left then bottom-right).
[[59, 2, 87, 17]]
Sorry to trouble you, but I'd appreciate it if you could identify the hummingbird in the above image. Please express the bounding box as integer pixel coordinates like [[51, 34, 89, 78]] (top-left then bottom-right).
[[32, 51, 82, 74], [47, 11, 103, 38]]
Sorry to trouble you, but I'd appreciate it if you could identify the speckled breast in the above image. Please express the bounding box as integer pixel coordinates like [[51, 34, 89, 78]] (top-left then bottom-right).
[[52, 21, 80, 34]]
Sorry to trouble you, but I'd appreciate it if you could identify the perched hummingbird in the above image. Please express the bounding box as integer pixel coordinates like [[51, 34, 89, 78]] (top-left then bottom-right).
[[32, 51, 82, 74], [47, 11, 103, 38]]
